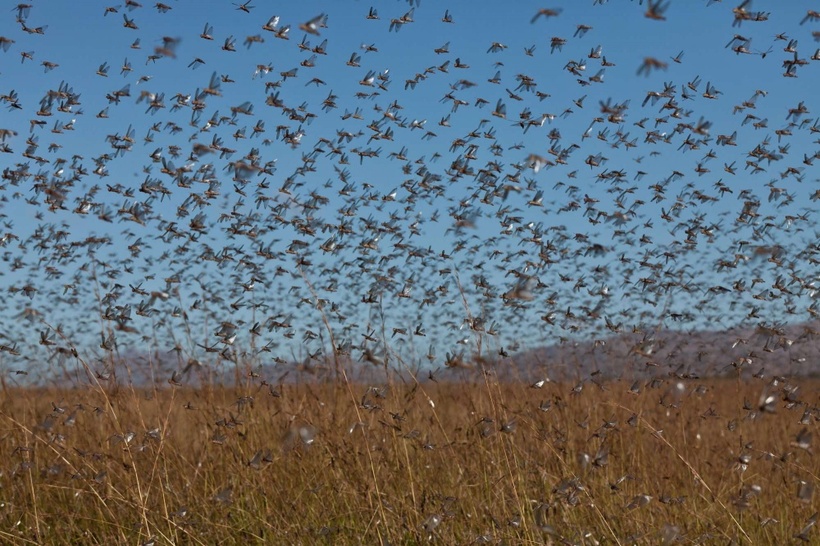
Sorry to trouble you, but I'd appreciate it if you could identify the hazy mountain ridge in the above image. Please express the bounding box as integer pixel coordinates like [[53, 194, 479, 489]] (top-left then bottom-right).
[[497, 320, 820, 383], [78, 320, 820, 388]]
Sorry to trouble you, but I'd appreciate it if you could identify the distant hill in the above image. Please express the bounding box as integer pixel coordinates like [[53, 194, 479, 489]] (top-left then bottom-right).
[[494, 320, 820, 383], [71, 321, 819, 388]]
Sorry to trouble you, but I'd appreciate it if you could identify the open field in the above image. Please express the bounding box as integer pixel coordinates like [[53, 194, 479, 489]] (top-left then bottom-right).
[[0, 375, 817, 545]]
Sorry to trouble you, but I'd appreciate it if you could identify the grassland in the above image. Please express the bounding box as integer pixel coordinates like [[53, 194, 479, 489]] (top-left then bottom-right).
[[0, 374, 817, 545]]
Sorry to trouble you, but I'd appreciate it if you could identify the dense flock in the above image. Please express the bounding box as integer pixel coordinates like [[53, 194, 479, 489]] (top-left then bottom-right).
[[0, 1, 818, 383]]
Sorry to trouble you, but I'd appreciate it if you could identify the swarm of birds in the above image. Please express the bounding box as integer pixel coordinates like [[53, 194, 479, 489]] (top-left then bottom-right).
[[0, 0, 818, 384]]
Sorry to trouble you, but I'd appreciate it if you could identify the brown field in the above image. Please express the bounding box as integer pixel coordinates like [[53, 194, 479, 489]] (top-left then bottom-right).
[[0, 375, 817, 545]]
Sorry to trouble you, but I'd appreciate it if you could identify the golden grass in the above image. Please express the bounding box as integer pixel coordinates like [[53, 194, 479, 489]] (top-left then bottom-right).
[[0, 375, 817, 544]]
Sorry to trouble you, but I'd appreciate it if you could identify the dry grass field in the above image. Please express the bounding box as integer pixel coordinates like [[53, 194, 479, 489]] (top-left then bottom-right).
[[0, 374, 817, 545]]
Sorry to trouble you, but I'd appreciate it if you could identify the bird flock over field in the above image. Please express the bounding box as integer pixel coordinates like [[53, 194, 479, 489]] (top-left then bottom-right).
[[0, 1, 818, 383]]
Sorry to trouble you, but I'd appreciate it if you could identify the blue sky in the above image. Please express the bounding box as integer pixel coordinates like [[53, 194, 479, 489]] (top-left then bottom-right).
[[0, 1, 818, 380]]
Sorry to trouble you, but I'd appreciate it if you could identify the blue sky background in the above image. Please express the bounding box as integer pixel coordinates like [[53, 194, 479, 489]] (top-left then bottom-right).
[[0, 1, 818, 381]]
